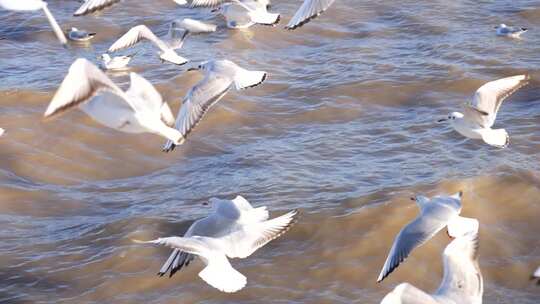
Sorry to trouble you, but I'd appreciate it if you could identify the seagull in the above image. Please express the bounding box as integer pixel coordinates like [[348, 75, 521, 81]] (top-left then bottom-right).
[[0, 0, 67, 45], [495, 24, 528, 38], [162, 59, 267, 152], [67, 27, 96, 42], [286, 0, 337, 30], [377, 191, 479, 282], [136, 195, 299, 293], [73, 0, 120, 16], [164, 18, 217, 50], [100, 53, 135, 70], [171, 18, 217, 36], [531, 266, 540, 285], [380, 219, 483, 304], [108, 24, 188, 65], [44, 58, 183, 145], [438, 75, 530, 148], [180, 0, 279, 29]]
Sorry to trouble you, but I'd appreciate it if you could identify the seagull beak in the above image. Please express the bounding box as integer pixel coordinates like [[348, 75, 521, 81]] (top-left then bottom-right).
[[437, 118, 447, 123]]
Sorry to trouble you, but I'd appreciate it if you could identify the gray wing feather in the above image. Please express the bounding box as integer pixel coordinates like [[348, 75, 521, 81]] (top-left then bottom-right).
[[286, 0, 337, 30]]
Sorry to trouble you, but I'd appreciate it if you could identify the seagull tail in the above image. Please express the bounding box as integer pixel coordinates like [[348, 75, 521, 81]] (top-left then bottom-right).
[[198, 258, 247, 293], [481, 128, 509, 148], [234, 69, 267, 90]]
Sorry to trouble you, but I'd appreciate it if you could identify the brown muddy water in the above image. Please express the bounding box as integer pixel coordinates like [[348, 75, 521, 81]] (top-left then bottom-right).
[[0, 0, 540, 303]]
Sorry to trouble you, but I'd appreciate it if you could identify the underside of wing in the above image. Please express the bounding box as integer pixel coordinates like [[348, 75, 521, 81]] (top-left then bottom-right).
[[435, 232, 482, 302], [44, 58, 122, 118], [125, 72, 164, 114], [467, 74, 530, 126], [224, 209, 299, 259], [188, 0, 229, 8], [109, 25, 168, 53], [73, 0, 120, 16], [377, 215, 448, 282], [174, 75, 232, 140], [286, 0, 337, 30]]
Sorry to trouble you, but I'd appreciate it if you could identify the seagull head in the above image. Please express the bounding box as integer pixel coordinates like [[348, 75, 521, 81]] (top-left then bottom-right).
[[437, 112, 463, 123], [495, 23, 507, 29], [100, 53, 111, 61], [187, 60, 211, 72]]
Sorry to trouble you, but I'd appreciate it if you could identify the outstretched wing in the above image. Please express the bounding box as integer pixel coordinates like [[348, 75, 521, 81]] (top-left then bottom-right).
[[377, 209, 454, 282], [109, 25, 170, 53], [222, 209, 299, 259], [465, 75, 529, 128], [286, 0, 337, 30], [73, 0, 120, 16], [44, 58, 125, 118], [435, 230, 482, 303], [162, 73, 232, 151]]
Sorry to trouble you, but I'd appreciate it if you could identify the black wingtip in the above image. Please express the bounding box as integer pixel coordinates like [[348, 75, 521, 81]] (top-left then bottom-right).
[[458, 191, 463, 198]]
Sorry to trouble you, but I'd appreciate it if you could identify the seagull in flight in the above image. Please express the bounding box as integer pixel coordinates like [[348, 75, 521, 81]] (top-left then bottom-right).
[[162, 59, 267, 152], [380, 218, 483, 304], [108, 24, 188, 65], [44, 58, 183, 145], [438, 75, 530, 148], [135, 195, 298, 293], [0, 0, 67, 45], [100, 53, 136, 70], [377, 191, 478, 282], [178, 0, 279, 29]]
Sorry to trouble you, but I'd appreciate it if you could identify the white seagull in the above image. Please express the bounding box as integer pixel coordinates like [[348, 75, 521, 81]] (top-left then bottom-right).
[[377, 191, 478, 282], [180, 0, 279, 29], [380, 219, 483, 304], [100, 53, 135, 70], [0, 0, 67, 45], [438, 75, 529, 148], [166, 18, 217, 49], [532, 266, 540, 285], [286, 0, 337, 30], [495, 24, 528, 38], [108, 24, 188, 65], [73, 0, 120, 16], [44, 58, 183, 145], [162, 59, 267, 152], [136, 195, 299, 293], [67, 27, 96, 42]]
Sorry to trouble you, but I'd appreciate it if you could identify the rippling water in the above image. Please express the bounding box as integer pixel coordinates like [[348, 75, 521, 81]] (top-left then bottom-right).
[[1, 0, 540, 303]]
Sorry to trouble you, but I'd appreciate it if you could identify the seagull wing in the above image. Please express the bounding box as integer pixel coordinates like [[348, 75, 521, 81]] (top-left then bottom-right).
[[465, 75, 529, 128], [137, 236, 246, 293], [187, 0, 231, 8], [286, 0, 337, 30], [434, 230, 483, 303], [41, 4, 67, 45], [73, 0, 120, 16], [162, 73, 233, 151], [0, 0, 44, 11], [109, 25, 170, 53], [44, 58, 125, 118], [377, 204, 459, 282], [380, 283, 440, 304], [221, 209, 299, 259]]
